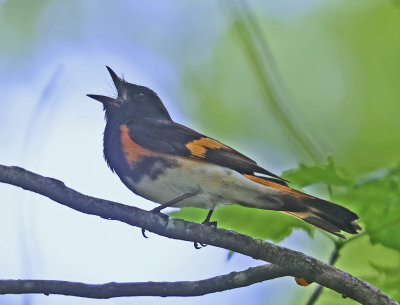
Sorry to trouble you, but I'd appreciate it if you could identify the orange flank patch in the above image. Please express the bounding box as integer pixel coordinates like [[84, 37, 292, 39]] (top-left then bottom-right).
[[120, 125, 157, 164], [185, 137, 227, 158], [242, 174, 314, 199]]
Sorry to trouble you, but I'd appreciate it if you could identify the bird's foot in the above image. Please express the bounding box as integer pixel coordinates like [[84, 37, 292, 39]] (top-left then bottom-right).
[[202, 219, 218, 227], [194, 217, 218, 249], [141, 193, 196, 239], [141, 207, 169, 238]]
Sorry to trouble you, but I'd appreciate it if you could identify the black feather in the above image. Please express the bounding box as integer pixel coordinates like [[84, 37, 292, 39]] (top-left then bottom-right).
[[125, 118, 287, 182]]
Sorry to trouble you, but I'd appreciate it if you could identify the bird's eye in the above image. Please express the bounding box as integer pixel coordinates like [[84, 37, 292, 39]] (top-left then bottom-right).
[[136, 93, 145, 101]]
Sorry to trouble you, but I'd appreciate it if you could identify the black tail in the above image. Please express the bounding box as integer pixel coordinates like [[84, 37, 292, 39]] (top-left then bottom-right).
[[284, 197, 361, 239], [242, 174, 361, 238]]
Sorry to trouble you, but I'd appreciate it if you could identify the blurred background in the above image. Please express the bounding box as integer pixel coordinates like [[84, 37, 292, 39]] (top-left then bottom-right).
[[1, 0, 400, 304]]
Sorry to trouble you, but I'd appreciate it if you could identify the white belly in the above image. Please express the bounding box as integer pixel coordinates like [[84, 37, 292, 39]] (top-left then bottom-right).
[[123, 156, 283, 211]]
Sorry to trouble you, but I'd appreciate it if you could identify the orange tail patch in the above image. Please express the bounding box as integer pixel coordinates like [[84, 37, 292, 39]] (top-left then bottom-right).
[[242, 174, 314, 199]]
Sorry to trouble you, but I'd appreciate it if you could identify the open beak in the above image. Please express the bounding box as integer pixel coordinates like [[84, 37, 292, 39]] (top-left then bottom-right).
[[87, 94, 116, 104], [105, 66, 122, 94], [87, 66, 122, 104]]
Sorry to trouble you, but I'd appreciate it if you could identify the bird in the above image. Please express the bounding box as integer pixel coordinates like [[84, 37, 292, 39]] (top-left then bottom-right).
[[87, 66, 361, 242]]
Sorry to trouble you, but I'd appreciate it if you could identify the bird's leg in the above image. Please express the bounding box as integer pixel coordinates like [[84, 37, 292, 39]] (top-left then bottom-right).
[[194, 209, 217, 249], [151, 192, 196, 213], [142, 192, 196, 238], [202, 209, 217, 226]]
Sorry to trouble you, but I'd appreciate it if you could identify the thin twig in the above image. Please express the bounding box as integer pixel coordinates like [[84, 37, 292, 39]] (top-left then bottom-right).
[[0, 264, 288, 298], [222, 1, 322, 162]]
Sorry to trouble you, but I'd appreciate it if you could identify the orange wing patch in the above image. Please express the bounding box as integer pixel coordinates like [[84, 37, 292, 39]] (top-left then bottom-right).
[[185, 137, 227, 158], [120, 125, 158, 164], [242, 174, 314, 199]]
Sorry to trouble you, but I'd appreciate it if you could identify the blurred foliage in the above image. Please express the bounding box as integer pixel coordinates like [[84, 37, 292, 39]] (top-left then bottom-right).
[[283, 156, 352, 188], [0, 0, 50, 49], [174, 0, 400, 303], [335, 165, 400, 252], [180, 0, 400, 177], [0, 0, 81, 60]]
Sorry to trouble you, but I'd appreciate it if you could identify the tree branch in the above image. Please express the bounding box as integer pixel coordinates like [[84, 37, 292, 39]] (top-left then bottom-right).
[[306, 241, 343, 305], [0, 165, 398, 305], [0, 264, 288, 298]]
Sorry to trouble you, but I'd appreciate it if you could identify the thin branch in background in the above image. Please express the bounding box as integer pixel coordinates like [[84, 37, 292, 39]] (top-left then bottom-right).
[[305, 183, 343, 305], [22, 65, 64, 154], [0, 164, 398, 305], [306, 241, 343, 305], [221, 0, 323, 163], [17, 65, 63, 305], [0, 264, 289, 298], [239, 1, 324, 162]]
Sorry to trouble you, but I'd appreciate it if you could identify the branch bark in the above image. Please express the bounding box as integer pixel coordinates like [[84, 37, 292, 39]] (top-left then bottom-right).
[[0, 164, 398, 305], [0, 264, 288, 298], [306, 241, 343, 305]]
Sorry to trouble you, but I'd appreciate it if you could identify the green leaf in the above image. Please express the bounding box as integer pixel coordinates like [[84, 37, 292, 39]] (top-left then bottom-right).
[[334, 165, 400, 252], [282, 156, 353, 188], [226, 250, 235, 261]]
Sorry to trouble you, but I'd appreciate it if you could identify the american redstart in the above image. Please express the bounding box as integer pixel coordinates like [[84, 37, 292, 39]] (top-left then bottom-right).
[[87, 67, 361, 242]]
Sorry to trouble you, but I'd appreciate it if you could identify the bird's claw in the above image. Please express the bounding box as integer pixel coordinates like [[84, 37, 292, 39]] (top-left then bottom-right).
[[194, 242, 208, 249], [194, 220, 218, 249], [141, 228, 149, 238], [202, 220, 217, 227], [141, 209, 169, 239]]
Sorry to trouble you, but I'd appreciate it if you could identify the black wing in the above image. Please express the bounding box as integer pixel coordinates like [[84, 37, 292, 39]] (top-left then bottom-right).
[[126, 118, 287, 183]]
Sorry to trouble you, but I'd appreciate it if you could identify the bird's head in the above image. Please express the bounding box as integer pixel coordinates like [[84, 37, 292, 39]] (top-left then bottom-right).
[[87, 66, 171, 123]]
